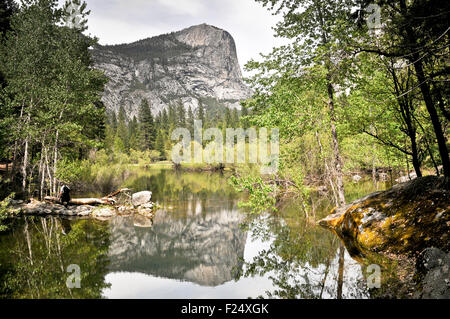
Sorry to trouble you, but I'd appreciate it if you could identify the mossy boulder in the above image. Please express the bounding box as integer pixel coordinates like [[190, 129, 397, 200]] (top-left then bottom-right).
[[318, 176, 449, 258]]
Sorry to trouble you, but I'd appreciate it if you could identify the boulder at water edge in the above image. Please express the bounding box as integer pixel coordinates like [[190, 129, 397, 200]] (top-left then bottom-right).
[[414, 247, 450, 299], [132, 191, 152, 207], [318, 176, 449, 257]]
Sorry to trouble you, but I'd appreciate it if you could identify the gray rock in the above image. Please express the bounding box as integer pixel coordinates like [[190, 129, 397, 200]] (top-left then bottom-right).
[[132, 191, 152, 207], [91, 24, 252, 120], [93, 207, 115, 218], [415, 247, 450, 299], [118, 205, 132, 212], [352, 175, 362, 182], [137, 207, 153, 217], [395, 172, 417, 183], [133, 215, 153, 228], [29, 209, 40, 215], [140, 202, 153, 209], [63, 209, 76, 216], [76, 205, 93, 213], [77, 211, 91, 217]]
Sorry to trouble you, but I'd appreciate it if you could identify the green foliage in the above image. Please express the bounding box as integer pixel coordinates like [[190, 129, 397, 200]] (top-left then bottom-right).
[[101, 32, 193, 62], [138, 99, 155, 150], [0, 0, 107, 197], [55, 157, 89, 185], [0, 193, 14, 232], [0, 217, 111, 298], [229, 175, 277, 215], [236, 0, 448, 210]]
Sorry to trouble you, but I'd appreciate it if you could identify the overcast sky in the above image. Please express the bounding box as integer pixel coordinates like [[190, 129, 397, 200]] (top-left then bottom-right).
[[59, 0, 287, 75]]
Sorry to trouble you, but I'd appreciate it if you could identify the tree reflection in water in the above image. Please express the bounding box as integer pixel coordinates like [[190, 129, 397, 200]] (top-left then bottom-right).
[[0, 171, 390, 299], [235, 198, 370, 299], [0, 216, 111, 299]]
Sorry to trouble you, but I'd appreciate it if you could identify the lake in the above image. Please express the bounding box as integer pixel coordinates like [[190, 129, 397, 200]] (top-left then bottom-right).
[[0, 168, 396, 299]]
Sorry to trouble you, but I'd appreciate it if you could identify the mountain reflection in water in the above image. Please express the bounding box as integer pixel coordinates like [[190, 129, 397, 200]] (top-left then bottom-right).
[[107, 205, 247, 287], [0, 170, 375, 299]]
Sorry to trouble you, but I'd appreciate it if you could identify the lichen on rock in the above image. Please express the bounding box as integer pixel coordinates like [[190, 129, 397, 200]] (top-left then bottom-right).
[[318, 176, 449, 258]]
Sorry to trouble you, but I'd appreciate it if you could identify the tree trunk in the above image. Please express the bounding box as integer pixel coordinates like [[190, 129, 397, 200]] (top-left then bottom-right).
[[315, 131, 339, 206], [425, 138, 440, 176], [21, 101, 32, 193], [22, 136, 29, 192], [53, 131, 59, 196], [398, 0, 450, 178], [390, 62, 422, 178], [11, 103, 25, 183], [39, 146, 45, 201], [369, 106, 377, 189], [24, 218, 33, 266], [44, 196, 115, 205], [327, 79, 346, 206], [10, 139, 18, 184], [315, 2, 346, 206], [415, 115, 440, 176], [410, 134, 422, 178], [53, 110, 64, 195], [337, 244, 345, 299], [44, 147, 53, 196], [436, 90, 450, 122], [411, 59, 449, 178]]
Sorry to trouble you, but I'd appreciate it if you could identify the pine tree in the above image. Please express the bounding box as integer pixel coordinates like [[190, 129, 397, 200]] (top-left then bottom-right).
[[128, 116, 139, 150], [177, 103, 186, 128], [161, 109, 169, 131], [138, 98, 155, 150], [110, 111, 117, 133], [187, 106, 194, 136], [155, 130, 165, 158], [240, 106, 249, 128], [116, 105, 129, 152], [168, 104, 176, 127], [232, 108, 239, 128], [224, 107, 232, 128], [197, 102, 205, 123]]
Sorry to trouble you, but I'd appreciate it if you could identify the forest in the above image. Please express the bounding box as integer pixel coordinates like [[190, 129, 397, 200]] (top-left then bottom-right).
[[0, 0, 448, 215], [231, 0, 449, 213], [0, 0, 448, 301]]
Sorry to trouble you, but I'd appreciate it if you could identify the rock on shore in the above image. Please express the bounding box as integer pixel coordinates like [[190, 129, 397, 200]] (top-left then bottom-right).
[[318, 176, 449, 257], [6, 191, 155, 221], [318, 176, 449, 298], [414, 247, 450, 299]]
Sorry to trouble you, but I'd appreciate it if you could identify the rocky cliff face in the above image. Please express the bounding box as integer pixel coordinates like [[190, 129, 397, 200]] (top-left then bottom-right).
[[107, 208, 247, 286], [92, 24, 252, 119]]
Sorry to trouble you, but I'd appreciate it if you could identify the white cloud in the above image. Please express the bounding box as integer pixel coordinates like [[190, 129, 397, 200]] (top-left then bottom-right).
[[156, 0, 206, 16], [87, 16, 166, 45], [60, 0, 289, 74]]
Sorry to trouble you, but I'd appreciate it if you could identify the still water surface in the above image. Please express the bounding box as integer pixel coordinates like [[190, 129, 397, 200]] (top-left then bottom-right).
[[0, 169, 391, 298]]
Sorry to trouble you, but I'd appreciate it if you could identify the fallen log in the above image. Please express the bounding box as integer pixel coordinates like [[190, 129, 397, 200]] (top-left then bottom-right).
[[44, 196, 115, 205], [105, 188, 132, 198], [43, 188, 131, 206]]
